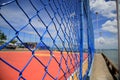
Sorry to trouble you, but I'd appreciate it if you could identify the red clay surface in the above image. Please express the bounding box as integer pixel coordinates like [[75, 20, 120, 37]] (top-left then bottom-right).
[[0, 50, 88, 80]]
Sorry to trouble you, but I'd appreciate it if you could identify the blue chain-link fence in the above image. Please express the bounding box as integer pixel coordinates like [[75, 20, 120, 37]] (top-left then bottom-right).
[[0, 0, 94, 80]]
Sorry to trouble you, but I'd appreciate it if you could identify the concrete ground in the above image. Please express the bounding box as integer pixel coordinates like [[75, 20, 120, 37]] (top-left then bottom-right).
[[90, 54, 113, 80]]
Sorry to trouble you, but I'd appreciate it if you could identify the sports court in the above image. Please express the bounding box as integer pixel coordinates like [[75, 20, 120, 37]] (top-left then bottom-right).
[[0, 50, 88, 80]]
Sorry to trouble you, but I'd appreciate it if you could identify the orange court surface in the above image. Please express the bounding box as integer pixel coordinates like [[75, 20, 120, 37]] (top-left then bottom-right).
[[0, 50, 88, 80]]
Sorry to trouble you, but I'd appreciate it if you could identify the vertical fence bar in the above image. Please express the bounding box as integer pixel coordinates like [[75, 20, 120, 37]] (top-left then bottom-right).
[[116, 0, 120, 79], [79, 0, 84, 79], [83, 0, 94, 79]]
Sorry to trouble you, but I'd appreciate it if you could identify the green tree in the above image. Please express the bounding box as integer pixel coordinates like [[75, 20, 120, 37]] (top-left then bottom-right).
[[0, 30, 7, 45], [0, 30, 7, 40]]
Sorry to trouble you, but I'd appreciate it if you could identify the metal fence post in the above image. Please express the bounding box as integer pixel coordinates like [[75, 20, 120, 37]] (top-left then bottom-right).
[[79, 0, 84, 80], [116, 0, 120, 79]]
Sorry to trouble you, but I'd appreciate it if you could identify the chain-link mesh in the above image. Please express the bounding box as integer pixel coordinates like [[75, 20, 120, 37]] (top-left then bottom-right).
[[0, 0, 94, 80]]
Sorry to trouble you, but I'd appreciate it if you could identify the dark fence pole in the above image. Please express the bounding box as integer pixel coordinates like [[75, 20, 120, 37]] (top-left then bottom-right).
[[116, 0, 120, 79]]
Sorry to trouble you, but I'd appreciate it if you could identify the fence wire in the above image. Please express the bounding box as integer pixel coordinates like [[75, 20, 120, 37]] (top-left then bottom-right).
[[0, 0, 94, 80]]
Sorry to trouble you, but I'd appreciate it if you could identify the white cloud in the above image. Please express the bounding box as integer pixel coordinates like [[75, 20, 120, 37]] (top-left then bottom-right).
[[95, 37, 118, 49], [0, 6, 28, 29], [96, 37, 105, 44], [90, 0, 116, 18], [101, 19, 117, 33]]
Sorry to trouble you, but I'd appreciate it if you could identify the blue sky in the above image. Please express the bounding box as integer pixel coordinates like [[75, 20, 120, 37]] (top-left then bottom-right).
[[90, 0, 118, 49], [0, 0, 118, 49]]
